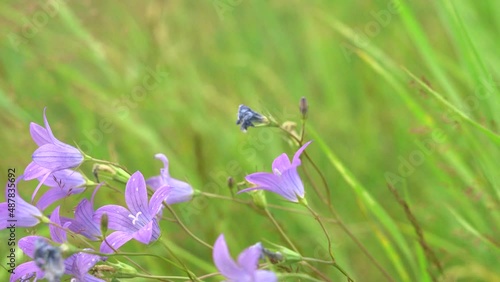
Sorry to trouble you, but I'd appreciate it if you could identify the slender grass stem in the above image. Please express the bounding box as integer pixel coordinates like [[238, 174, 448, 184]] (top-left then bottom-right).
[[304, 203, 354, 282], [165, 204, 213, 249]]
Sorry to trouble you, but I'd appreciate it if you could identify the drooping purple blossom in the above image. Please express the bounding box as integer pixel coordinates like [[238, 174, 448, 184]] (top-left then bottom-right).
[[24, 108, 84, 181], [64, 251, 104, 282], [238, 141, 312, 202], [61, 199, 102, 241], [146, 153, 194, 204], [36, 169, 87, 211], [213, 234, 277, 282], [95, 171, 170, 253], [0, 175, 46, 229]]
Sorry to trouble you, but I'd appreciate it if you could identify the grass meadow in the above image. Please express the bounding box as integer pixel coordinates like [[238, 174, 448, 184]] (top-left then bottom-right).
[[0, 0, 499, 281]]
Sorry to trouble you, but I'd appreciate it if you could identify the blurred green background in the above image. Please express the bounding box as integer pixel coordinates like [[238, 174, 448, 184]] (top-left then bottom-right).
[[1, 0, 499, 281]]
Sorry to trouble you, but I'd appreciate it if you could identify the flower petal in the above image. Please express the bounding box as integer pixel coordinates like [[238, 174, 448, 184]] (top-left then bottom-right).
[[30, 122, 51, 146], [125, 171, 151, 219], [254, 270, 278, 282], [32, 143, 83, 170], [100, 231, 134, 254], [213, 234, 244, 279], [65, 251, 103, 280], [145, 175, 164, 191], [23, 162, 51, 181], [149, 186, 171, 215], [19, 235, 45, 258], [9, 261, 44, 282], [133, 220, 154, 244], [63, 199, 101, 240], [245, 172, 297, 202], [281, 166, 305, 200], [1, 188, 43, 228], [36, 187, 73, 211], [272, 153, 291, 175], [95, 205, 136, 232], [237, 242, 262, 273], [291, 141, 312, 167], [49, 206, 66, 243]]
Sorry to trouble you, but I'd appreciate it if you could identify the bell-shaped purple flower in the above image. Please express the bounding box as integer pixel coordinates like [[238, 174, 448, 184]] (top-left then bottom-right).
[[36, 169, 86, 211], [95, 171, 169, 253], [213, 234, 277, 282], [64, 251, 104, 282], [239, 141, 312, 202], [25, 108, 84, 180], [61, 199, 102, 241], [0, 176, 46, 229], [146, 153, 194, 204]]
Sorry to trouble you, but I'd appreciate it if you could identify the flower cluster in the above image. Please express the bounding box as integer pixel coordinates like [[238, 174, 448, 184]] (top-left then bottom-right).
[[5, 104, 315, 281]]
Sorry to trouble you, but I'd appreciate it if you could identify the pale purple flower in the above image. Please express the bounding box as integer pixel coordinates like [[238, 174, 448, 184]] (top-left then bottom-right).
[[213, 234, 277, 282], [64, 251, 104, 282], [0, 175, 45, 229], [146, 153, 194, 204], [61, 199, 102, 241], [95, 171, 170, 253], [239, 141, 312, 202], [36, 169, 86, 211], [24, 108, 84, 180]]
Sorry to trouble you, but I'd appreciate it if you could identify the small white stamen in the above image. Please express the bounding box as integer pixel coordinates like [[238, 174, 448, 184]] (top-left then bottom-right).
[[273, 168, 282, 176], [128, 211, 142, 225]]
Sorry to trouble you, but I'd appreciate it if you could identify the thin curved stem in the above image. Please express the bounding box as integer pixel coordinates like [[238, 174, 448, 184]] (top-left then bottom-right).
[[165, 204, 213, 249], [304, 204, 354, 282]]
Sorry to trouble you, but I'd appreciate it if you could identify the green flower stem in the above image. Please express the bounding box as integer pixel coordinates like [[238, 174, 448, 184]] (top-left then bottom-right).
[[80, 250, 195, 281], [164, 203, 213, 249], [303, 202, 354, 282], [263, 208, 299, 253], [264, 208, 332, 282], [201, 191, 326, 217]]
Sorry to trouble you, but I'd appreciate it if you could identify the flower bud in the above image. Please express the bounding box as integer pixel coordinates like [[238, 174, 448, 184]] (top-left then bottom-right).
[[299, 96, 308, 117], [227, 177, 235, 190], [263, 245, 302, 265], [100, 213, 109, 234]]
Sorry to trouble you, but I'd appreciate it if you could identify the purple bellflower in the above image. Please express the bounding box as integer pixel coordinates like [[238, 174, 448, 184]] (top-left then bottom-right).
[[239, 141, 312, 202], [64, 251, 104, 282], [95, 171, 170, 253], [61, 199, 102, 241], [146, 153, 194, 204], [36, 169, 86, 211], [51, 206, 105, 282], [213, 234, 277, 282], [0, 175, 46, 229], [24, 108, 85, 201], [30, 108, 84, 171]]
